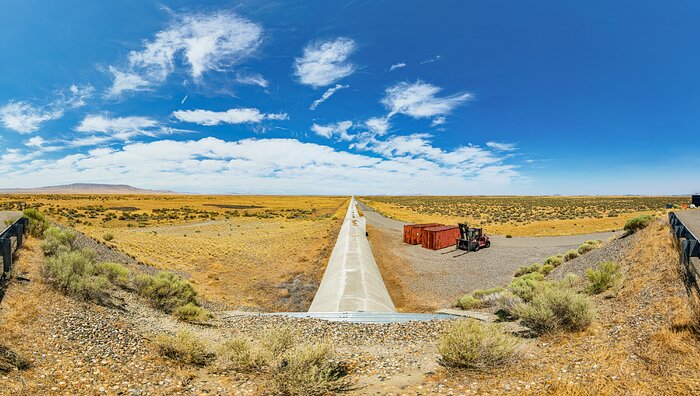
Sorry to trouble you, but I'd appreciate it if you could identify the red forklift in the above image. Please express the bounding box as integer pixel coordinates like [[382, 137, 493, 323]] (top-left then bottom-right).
[[456, 223, 490, 252]]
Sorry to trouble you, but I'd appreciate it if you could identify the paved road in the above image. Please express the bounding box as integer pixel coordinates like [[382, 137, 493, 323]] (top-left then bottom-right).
[[357, 200, 620, 312]]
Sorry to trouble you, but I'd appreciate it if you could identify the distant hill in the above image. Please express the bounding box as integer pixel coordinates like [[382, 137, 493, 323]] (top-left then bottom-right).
[[0, 183, 178, 195]]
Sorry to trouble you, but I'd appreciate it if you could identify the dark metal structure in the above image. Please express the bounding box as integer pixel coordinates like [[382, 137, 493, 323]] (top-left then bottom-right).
[[692, 195, 700, 207], [668, 212, 700, 292], [0, 217, 28, 278], [456, 223, 491, 252]]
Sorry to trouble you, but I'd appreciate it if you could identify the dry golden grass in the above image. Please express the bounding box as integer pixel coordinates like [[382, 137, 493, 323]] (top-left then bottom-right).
[[361, 196, 686, 236], [425, 219, 700, 395], [0, 194, 348, 310], [0, 238, 53, 342]]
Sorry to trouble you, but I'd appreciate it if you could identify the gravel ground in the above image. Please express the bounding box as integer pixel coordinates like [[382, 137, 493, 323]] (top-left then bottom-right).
[[549, 233, 637, 279], [358, 201, 621, 310]]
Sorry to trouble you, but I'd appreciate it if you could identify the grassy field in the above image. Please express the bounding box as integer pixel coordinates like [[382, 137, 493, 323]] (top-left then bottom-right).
[[360, 196, 689, 236], [0, 194, 348, 311]]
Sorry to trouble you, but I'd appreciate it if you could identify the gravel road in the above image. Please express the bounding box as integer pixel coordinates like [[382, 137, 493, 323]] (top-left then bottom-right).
[[358, 201, 622, 311], [0, 211, 21, 228]]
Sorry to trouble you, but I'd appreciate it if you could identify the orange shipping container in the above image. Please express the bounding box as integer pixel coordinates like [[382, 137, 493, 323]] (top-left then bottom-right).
[[421, 226, 460, 250], [403, 223, 442, 244]]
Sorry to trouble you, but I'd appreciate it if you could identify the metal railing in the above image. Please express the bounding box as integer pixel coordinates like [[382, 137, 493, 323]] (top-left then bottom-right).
[[669, 212, 700, 292], [0, 217, 28, 278]]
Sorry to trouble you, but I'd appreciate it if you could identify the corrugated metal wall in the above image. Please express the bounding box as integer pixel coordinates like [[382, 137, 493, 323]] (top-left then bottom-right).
[[308, 197, 396, 313]]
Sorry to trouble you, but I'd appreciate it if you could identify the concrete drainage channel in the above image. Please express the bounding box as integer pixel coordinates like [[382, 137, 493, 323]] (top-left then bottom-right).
[[223, 197, 455, 323]]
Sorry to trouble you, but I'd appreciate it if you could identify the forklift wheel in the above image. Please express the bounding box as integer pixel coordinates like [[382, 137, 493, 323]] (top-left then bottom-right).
[[486, 241, 491, 248]]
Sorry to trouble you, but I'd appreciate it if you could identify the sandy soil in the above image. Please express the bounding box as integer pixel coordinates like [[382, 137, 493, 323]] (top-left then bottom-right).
[[359, 201, 621, 311]]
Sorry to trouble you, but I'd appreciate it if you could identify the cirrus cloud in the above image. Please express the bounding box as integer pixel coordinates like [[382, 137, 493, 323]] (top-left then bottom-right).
[[108, 11, 262, 96], [294, 37, 356, 88], [382, 81, 472, 119], [172, 108, 289, 126]]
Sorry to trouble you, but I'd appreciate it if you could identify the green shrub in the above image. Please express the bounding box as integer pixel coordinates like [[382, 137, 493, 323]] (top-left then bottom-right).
[[22, 208, 48, 237], [214, 338, 265, 373], [260, 326, 297, 360], [173, 303, 212, 322], [438, 319, 518, 369], [544, 255, 564, 268], [586, 261, 621, 294], [563, 249, 579, 261], [94, 262, 130, 287], [457, 294, 482, 310], [577, 240, 602, 255], [3, 218, 18, 228], [155, 331, 214, 366], [505, 234, 513, 238], [624, 214, 653, 234], [516, 283, 593, 335], [514, 263, 541, 277], [103, 233, 114, 242], [40, 226, 77, 256], [540, 263, 555, 275], [268, 341, 352, 396], [42, 250, 110, 304], [507, 272, 545, 302], [472, 288, 504, 299], [495, 290, 524, 321], [134, 272, 197, 313]]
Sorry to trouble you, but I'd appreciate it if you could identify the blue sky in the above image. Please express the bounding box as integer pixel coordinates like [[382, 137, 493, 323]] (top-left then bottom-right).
[[0, 1, 698, 195]]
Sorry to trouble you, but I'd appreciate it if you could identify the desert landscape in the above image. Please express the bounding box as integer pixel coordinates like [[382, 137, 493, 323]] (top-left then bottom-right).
[[2, 190, 700, 395], [2, 2, 699, 395]]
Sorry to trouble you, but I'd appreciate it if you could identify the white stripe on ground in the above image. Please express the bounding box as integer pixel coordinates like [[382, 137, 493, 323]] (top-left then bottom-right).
[[309, 197, 396, 313]]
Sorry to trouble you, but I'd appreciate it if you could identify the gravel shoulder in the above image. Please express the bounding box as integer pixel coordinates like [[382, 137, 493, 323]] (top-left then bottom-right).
[[359, 200, 622, 311]]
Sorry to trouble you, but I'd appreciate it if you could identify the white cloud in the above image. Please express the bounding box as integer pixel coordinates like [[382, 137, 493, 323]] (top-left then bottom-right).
[[362, 133, 504, 171], [382, 81, 472, 118], [311, 121, 353, 141], [75, 114, 170, 143], [108, 67, 152, 96], [25, 136, 47, 148], [431, 116, 446, 126], [0, 84, 94, 133], [235, 71, 269, 88], [0, 102, 63, 133], [309, 84, 349, 110], [0, 137, 522, 194], [294, 37, 356, 88], [486, 142, 517, 151], [172, 108, 289, 126], [108, 11, 262, 96], [389, 62, 406, 71], [365, 117, 390, 136]]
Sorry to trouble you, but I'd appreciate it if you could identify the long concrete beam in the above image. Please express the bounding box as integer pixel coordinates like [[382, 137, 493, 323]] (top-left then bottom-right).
[[308, 197, 396, 312]]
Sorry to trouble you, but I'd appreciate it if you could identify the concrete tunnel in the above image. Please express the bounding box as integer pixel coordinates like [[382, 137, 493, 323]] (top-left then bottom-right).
[[308, 197, 396, 313]]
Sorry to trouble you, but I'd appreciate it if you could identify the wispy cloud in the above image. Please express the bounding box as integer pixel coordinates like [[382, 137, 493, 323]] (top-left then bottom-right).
[[365, 117, 390, 136], [0, 84, 94, 133], [309, 84, 349, 110], [431, 116, 446, 126], [235, 71, 269, 88], [382, 81, 472, 119], [294, 37, 356, 88], [172, 108, 288, 126], [389, 62, 406, 71], [107, 11, 262, 96], [486, 141, 517, 151], [419, 55, 441, 65], [0, 102, 63, 134], [311, 121, 353, 141]]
